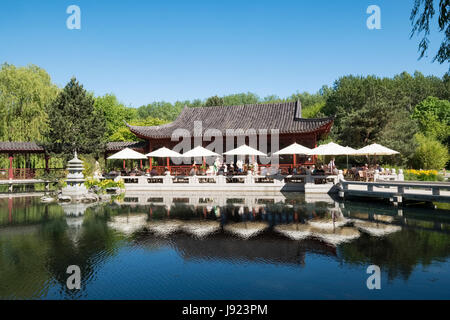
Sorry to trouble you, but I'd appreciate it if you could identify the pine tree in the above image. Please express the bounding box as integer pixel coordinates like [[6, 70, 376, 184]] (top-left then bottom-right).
[[44, 77, 106, 159]]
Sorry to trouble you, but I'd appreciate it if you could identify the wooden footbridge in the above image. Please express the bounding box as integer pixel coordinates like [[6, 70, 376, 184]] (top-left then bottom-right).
[[339, 180, 450, 205]]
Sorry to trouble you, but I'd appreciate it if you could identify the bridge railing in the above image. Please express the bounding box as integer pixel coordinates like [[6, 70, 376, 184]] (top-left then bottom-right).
[[340, 180, 450, 196]]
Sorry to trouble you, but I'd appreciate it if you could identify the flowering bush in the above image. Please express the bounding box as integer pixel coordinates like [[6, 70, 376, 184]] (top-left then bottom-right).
[[404, 169, 443, 181], [85, 178, 125, 190]]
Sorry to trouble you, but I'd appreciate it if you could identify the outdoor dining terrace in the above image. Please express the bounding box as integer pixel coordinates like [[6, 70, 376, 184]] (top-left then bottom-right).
[[117, 170, 340, 193]]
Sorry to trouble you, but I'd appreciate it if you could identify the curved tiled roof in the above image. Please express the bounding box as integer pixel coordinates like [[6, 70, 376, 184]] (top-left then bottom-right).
[[106, 141, 148, 152], [0, 142, 45, 153], [0, 141, 148, 153], [127, 101, 334, 139]]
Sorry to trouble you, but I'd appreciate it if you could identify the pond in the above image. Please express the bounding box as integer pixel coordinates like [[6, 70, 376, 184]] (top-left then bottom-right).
[[0, 192, 449, 300]]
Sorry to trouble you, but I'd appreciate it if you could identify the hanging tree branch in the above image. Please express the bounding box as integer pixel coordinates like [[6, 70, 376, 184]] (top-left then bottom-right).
[[410, 0, 450, 64]]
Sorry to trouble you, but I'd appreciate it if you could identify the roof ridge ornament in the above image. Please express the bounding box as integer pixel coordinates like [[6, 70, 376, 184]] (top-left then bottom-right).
[[295, 99, 302, 119]]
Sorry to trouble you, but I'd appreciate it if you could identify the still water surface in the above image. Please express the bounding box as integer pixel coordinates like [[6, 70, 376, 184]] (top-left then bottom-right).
[[1, 192, 449, 299]]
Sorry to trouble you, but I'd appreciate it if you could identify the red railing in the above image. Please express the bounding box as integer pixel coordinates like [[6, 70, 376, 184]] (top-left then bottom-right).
[[0, 168, 66, 180]]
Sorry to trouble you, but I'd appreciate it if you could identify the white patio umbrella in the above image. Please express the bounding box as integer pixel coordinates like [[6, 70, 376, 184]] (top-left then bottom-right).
[[273, 143, 311, 168], [182, 146, 220, 167], [223, 144, 267, 156], [355, 143, 399, 167], [308, 142, 350, 156], [355, 143, 399, 156], [223, 144, 267, 170], [145, 147, 183, 171], [182, 146, 220, 158], [107, 147, 147, 169], [308, 142, 350, 172]]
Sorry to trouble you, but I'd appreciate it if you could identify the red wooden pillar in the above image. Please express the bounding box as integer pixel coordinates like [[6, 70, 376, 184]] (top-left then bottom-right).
[[140, 159, 143, 170], [293, 154, 296, 169], [123, 159, 126, 170], [8, 154, 13, 180], [166, 157, 170, 171], [149, 157, 152, 171]]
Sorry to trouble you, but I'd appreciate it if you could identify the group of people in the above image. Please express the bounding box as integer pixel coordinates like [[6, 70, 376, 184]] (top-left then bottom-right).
[[188, 158, 259, 176], [109, 156, 346, 177], [347, 163, 384, 180]]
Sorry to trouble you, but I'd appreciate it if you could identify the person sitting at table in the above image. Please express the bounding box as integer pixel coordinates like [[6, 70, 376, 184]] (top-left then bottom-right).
[[150, 168, 158, 176], [189, 165, 197, 176], [252, 161, 258, 175], [261, 166, 267, 176], [311, 165, 316, 175], [164, 167, 170, 175], [217, 163, 225, 175], [315, 165, 325, 175], [299, 166, 306, 175], [206, 165, 214, 176], [236, 159, 244, 173], [305, 166, 312, 175], [328, 157, 336, 172]]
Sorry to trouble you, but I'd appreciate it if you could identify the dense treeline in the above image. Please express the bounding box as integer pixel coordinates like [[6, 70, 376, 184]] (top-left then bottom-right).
[[0, 63, 448, 170]]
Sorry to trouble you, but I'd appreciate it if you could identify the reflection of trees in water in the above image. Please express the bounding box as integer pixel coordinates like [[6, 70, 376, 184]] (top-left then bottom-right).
[[0, 204, 124, 299], [0, 230, 52, 299], [0, 197, 63, 226], [338, 229, 450, 280]]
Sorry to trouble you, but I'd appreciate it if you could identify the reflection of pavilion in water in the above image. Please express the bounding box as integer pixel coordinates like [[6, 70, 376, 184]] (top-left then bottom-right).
[[134, 233, 339, 266], [106, 191, 414, 248], [118, 190, 337, 209]]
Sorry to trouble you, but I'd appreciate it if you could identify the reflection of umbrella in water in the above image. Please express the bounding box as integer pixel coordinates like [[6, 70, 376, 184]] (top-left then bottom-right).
[[310, 227, 361, 246], [224, 222, 268, 239], [373, 214, 394, 223], [147, 220, 183, 237], [354, 221, 401, 237], [307, 217, 349, 230], [108, 214, 148, 235], [274, 223, 312, 241], [181, 220, 221, 238]]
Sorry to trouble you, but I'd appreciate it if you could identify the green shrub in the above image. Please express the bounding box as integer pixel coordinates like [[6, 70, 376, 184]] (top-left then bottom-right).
[[413, 134, 448, 169], [404, 169, 444, 181], [85, 178, 124, 191]]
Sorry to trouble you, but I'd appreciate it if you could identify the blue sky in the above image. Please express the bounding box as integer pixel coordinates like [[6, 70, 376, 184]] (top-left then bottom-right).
[[0, 0, 448, 107]]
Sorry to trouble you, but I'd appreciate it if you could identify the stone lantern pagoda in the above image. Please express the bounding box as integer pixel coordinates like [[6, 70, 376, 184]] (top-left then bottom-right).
[[61, 151, 88, 200]]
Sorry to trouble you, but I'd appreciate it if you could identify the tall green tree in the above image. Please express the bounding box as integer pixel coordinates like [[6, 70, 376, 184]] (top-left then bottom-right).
[[44, 78, 106, 159], [110, 117, 167, 142], [204, 95, 224, 107], [323, 72, 449, 148], [413, 133, 449, 169], [412, 96, 450, 144], [94, 94, 137, 140], [378, 109, 419, 165], [136, 101, 182, 121], [0, 63, 59, 141]]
